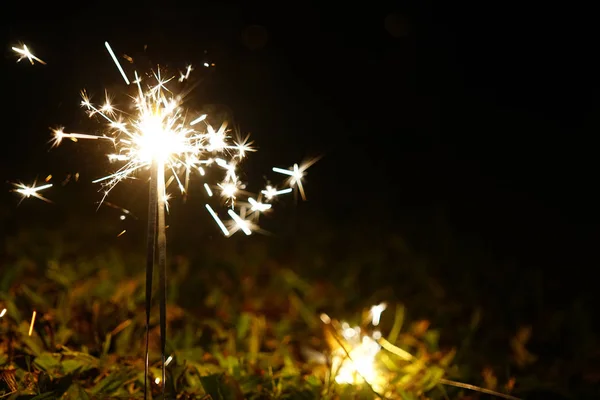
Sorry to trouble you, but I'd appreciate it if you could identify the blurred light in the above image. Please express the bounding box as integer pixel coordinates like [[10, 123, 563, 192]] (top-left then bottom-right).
[[370, 303, 387, 326], [28, 311, 37, 336]]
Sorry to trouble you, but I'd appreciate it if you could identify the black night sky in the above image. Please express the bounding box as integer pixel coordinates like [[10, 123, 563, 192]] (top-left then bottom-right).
[[2, 2, 600, 395], [4, 4, 599, 273]]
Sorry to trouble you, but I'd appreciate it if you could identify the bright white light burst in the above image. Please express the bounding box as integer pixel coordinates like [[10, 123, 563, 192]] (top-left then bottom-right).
[[49, 42, 317, 235]]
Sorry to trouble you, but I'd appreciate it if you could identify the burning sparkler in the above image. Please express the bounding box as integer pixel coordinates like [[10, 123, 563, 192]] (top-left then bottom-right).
[[40, 41, 317, 398], [49, 43, 316, 234], [322, 306, 387, 393], [322, 305, 521, 400]]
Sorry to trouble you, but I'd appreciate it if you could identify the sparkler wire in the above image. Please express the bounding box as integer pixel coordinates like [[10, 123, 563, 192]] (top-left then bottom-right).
[[156, 160, 168, 397], [144, 165, 158, 400], [143, 160, 169, 398]]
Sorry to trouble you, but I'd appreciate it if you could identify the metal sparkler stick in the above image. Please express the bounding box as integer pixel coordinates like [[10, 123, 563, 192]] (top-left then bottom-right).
[[144, 163, 158, 399], [156, 160, 168, 397], [143, 160, 169, 399]]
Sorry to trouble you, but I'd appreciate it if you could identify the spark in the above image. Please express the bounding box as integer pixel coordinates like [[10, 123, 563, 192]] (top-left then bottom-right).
[[103, 201, 137, 219], [190, 114, 207, 126], [215, 158, 238, 183], [232, 134, 256, 158], [273, 157, 321, 201], [117, 230, 126, 237], [105, 42, 130, 84], [248, 197, 271, 212], [28, 311, 37, 336], [0, 308, 6, 318], [205, 204, 229, 236], [227, 209, 252, 235], [179, 65, 193, 82], [50, 127, 112, 148], [219, 181, 239, 203], [12, 44, 46, 65], [204, 183, 213, 196], [163, 193, 172, 212], [261, 185, 292, 200], [206, 123, 229, 151], [11, 181, 53, 204]]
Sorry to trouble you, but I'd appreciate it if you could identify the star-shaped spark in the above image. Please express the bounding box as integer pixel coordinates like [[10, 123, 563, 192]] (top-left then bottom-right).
[[10, 180, 53, 204], [261, 185, 293, 200], [12, 44, 46, 65], [272, 157, 321, 201]]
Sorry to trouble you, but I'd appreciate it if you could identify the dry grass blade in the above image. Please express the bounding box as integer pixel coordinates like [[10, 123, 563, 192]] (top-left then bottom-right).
[[439, 378, 521, 400]]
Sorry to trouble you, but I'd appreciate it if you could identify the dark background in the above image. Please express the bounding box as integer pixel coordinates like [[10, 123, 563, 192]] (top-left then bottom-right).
[[3, 2, 600, 282], [2, 1, 600, 396]]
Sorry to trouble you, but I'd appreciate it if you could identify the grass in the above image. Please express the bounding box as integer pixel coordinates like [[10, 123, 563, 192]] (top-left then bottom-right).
[[0, 211, 596, 399]]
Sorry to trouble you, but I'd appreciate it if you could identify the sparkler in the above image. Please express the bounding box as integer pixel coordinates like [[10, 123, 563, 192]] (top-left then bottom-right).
[[324, 305, 522, 400], [323, 307, 387, 393], [41, 42, 317, 398]]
